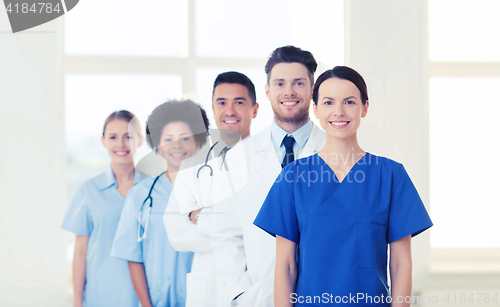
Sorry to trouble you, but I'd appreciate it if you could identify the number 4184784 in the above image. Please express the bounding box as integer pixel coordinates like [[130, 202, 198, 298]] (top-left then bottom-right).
[[6, 3, 62, 14], [443, 293, 498, 304]]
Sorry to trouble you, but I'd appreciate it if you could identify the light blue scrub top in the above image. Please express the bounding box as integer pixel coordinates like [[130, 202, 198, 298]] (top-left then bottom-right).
[[111, 174, 194, 307], [254, 153, 433, 307], [61, 166, 142, 307]]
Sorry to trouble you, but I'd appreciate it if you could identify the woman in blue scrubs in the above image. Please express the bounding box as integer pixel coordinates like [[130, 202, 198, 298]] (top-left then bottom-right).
[[254, 66, 433, 307], [62, 110, 144, 307], [111, 100, 210, 307]]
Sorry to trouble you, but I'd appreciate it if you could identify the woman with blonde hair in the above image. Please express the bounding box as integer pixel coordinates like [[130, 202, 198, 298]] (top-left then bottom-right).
[[62, 110, 144, 307]]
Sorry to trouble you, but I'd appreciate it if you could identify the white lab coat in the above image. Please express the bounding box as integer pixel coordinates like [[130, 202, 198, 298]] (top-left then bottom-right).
[[210, 124, 326, 307], [164, 139, 245, 307]]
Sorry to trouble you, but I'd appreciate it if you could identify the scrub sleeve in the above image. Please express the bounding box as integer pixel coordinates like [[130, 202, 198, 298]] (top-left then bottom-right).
[[387, 164, 433, 242], [253, 163, 299, 243], [62, 185, 93, 236], [254, 154, 433, 306], [111, 185, 143, 263], [255, 160, 433, 245]]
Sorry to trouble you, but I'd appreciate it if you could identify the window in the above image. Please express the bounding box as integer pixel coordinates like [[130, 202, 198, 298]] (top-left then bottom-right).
[[64, 0, 344, 263], [428, 0, 500, 272], [65, 0, 188, 56]]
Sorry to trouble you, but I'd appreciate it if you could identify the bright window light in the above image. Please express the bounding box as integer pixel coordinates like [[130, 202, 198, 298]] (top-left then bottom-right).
[[195, 0, 343, 67], [65, 0, 188, 56], [429, 0, 500, 62], [65, 74, 182, 169], [430, 77, 500, 248]]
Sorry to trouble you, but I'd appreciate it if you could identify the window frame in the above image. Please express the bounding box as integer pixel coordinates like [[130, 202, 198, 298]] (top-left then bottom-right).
[[428, 2, 500, 275], [65, 0, 268, 94]]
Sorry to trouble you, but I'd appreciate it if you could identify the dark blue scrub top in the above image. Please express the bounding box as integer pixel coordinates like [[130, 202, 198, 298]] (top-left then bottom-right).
[[254, 153, 433, 306]]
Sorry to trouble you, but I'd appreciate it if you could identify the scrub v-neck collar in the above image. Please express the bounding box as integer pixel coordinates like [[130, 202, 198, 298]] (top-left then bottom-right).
[[315, 152, 369, 184]]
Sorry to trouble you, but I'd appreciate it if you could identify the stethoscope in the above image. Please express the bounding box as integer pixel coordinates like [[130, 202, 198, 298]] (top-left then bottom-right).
[[196, 141, 218, 178], [192, 140, 232, 211], [196, 141, 229, 178], [137, 172, 165, 242], [137, 141, 227, 241]]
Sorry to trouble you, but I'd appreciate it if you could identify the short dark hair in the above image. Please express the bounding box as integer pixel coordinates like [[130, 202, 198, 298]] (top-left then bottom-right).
[[313, 66, 369, 105], [103, 110, 141, 137], [212, 71, 257, 106], [265, 45, 317, 84], [145, 99, 210, 153]]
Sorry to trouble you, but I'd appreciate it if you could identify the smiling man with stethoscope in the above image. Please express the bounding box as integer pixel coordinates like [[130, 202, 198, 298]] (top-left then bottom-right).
[[163, 71, 259, 307]]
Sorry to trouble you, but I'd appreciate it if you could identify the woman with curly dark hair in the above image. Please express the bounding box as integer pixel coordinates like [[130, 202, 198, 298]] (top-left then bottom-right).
[[111, 99, 210, 307]]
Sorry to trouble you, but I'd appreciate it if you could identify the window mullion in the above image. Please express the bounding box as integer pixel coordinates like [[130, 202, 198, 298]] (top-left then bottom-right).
[[430, 62, 500, 78]]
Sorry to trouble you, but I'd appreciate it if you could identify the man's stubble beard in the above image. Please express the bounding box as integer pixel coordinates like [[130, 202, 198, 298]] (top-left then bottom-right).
[[272, 102, 310, 125]]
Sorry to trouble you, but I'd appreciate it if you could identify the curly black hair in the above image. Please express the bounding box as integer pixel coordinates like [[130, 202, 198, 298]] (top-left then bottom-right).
[[145, 99, 210, 152]]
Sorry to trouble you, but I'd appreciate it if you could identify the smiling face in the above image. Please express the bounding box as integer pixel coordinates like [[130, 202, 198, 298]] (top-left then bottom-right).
[[265, 62, 312, 127], [212, 83, 259, 140], [158, 121, 199, 172], [313, 77, 369, 141], [101, 119, 143, 165]]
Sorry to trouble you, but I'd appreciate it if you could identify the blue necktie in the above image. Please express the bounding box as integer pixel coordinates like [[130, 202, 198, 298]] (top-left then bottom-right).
[[281, 135, 295, 168]]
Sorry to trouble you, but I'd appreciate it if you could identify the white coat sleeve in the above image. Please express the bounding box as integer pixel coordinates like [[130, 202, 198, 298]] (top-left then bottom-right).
[[163, 169, 212, 253], [210, 197, 253, 306]]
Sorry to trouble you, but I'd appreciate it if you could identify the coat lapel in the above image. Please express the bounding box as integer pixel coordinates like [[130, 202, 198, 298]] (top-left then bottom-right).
[[299, 123, 326, 158], [249, 126, 281, 172]]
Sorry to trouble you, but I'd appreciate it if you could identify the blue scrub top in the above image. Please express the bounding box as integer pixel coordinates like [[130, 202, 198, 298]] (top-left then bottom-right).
[[61, 166, 142, 307], [111, 174, 194, 307], [254, 153, 433, 307]]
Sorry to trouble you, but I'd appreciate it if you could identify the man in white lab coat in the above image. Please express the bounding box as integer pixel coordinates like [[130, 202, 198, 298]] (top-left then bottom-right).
[[164, 71, 259, 307], [211, 45, 326, 306]]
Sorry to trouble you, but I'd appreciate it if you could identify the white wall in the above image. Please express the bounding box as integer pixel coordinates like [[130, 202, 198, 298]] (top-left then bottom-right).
[[0, 11, 69, 307], [345, 0, 431, 291], [346, 2, 500, 306], [2, 1, 499, 306]]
